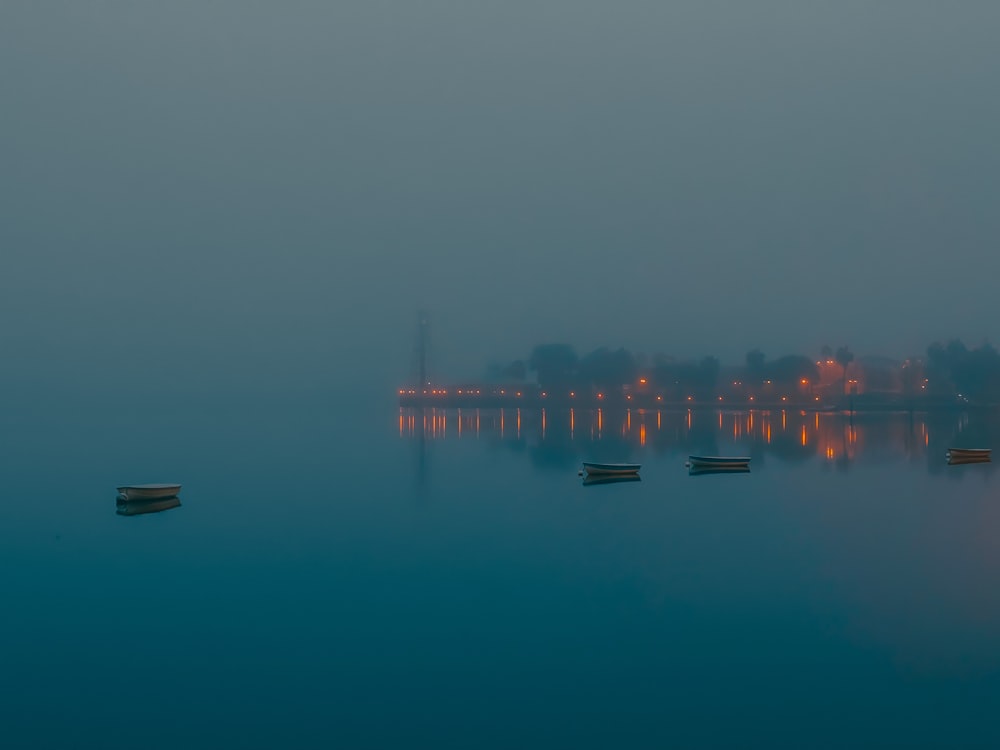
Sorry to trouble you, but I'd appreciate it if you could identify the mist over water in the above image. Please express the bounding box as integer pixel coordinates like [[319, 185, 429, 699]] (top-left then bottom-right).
[[4, 2, 1000, 391], [4, 2, 1000, 747]]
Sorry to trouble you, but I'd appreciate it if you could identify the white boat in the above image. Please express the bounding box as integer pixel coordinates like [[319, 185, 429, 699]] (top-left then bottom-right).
[[116, 483, 182, 502], [687, 455, 751, 469], [582, 462, 641, 477], [946, 448, 991, 459]]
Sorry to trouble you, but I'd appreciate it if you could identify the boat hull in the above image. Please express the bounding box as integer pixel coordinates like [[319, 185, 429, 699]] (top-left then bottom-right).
[[946, 448, 991, 459], [582, 462, 641, 477], [116, 484, 182, 501], [688, 455, 751, 469]]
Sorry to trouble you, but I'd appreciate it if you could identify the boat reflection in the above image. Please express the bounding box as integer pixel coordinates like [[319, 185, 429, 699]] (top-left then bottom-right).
[[582, 474, 642, 487], [400, 406, 999, 475], [688, 466, 752, 477], [116, 496, 182, 516], [946, 455, 992, 467]]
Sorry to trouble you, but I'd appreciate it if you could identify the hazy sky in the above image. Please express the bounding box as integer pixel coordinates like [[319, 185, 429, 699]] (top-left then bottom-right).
[[3, 1, 999, 395]]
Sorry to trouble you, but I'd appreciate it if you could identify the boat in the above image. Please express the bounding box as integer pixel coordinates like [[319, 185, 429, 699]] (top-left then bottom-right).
[[946, 448, 991, 460], [687, 455, 751, 469], [582, 474, 642, 486], [582, 462, 641, 477], [116, 483, 182, 502], [946, 448, 991, 465], [116, 496, 182, 516]]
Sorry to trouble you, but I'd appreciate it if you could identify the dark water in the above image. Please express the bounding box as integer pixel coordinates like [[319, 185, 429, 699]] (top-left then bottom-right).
[[3, 399, 1000, 749]]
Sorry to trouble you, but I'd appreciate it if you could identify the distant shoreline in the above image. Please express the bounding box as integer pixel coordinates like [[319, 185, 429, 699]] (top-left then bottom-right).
[[398, 390, 981, 412]]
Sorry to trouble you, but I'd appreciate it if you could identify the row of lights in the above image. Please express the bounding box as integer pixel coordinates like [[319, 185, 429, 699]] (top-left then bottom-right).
[[401, 389, 824, 403]]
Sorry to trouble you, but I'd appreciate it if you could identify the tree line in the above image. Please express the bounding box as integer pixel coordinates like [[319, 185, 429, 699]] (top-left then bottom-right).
[[484, 339, 1000, 405]]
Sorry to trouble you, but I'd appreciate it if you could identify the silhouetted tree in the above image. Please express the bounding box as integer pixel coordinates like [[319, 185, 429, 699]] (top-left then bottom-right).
[[935, 340, 1000, 403], [900, 358, 924, 402], [528, 344, 578, 389], [767, 355, 819, 388], [835, 345, 854, 394], [504, 359, 526, 381], [578, 347, 636, 390], [697, 356, 721, 397], [745, 349, 766, 376]]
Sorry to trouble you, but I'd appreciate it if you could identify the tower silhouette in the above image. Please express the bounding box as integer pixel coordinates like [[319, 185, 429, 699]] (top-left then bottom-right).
[[416, 310, 430, 388]]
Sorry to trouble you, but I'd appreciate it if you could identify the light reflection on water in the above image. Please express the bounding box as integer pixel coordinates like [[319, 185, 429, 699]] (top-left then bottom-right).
[[1, 400, 999, 748], [400, 406, 994, 473]]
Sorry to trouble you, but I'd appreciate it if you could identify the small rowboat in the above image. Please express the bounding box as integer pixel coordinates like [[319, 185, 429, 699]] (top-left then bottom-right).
[[687, 455, 751, 469], [582, 462, 640, 477], [947, 448, 991, 465], [116, 484, 182, 502], [946, 448, 991, 459]]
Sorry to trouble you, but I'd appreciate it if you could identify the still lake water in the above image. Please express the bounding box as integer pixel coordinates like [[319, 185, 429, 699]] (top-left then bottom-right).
[[3, 397, 1000, 749]]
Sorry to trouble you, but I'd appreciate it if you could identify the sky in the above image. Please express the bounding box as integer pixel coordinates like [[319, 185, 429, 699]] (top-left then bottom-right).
[[2, 1, 999, 397]]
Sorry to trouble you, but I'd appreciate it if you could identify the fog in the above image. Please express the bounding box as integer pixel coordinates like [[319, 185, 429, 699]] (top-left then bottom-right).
[[3, 1, 999, 399]]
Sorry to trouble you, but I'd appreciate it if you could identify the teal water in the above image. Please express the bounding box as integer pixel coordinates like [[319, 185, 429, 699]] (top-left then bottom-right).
[[2, 401, 999, 748]]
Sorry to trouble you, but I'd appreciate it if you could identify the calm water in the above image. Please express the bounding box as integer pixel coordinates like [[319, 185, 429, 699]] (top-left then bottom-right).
[[3, 397, 1000, 748]]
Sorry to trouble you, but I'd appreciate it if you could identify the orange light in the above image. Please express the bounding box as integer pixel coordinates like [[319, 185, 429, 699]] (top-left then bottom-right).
[[639, 378, 647, 385]]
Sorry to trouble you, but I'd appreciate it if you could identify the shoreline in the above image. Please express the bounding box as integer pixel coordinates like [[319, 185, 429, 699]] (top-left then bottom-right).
[[398, 393, 983, 412]]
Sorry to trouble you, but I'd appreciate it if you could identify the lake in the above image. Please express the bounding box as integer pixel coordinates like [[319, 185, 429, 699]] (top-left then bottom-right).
[[3, 398, 999, 748]]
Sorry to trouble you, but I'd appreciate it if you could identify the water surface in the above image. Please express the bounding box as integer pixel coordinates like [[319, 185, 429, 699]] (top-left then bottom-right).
[[2, 400, 999, 748]]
